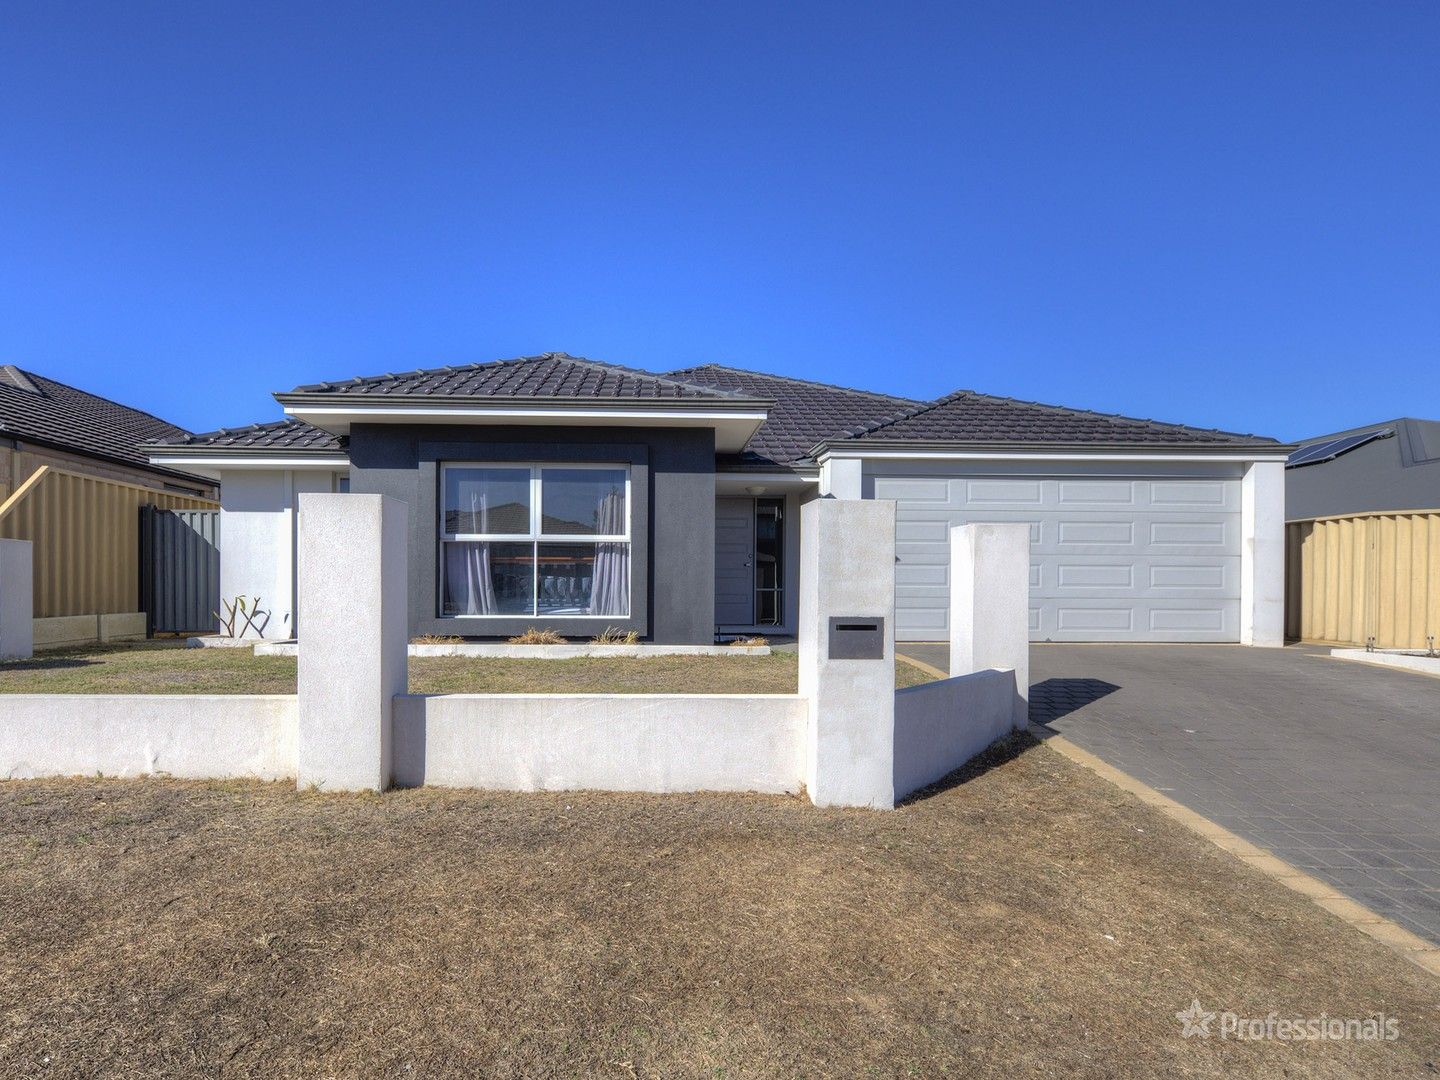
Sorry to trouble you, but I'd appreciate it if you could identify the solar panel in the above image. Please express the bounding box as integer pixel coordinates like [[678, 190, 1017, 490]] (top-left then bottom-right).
[[1286, 429, 1393, 468]]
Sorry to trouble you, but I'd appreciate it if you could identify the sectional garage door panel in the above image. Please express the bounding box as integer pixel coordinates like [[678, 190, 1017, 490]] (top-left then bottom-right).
[[877, 473, 1242, 643]]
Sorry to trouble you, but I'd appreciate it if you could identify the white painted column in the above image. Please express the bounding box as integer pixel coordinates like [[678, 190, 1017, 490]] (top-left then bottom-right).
[[0, 539, 33, 661], [818, 457, 863, 500], [1241, 461, 1286, 647], [950, 523, 1030, 729], [296, 494, 408, 792], [798, 498, 896, 809]]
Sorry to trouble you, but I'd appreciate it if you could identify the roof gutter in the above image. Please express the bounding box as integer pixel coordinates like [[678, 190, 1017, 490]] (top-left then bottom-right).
[[142, 444, 351, 478], [274, 393, 775, 453], [810, 439, 1295, 463], [273, 392, 774, 412], [4, 430, 219, 488]]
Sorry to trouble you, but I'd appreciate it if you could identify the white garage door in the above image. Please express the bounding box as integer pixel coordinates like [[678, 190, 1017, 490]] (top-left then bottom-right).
[[876, 472, 1242, 642]]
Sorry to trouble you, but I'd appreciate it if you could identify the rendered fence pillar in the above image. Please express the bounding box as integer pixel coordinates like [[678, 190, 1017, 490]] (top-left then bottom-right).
[[1241, 460, 1286, 647], [296, 494, 408, 792], [0, 539, 34, 661], [818, 457, 863, 500], [949, 523, 1030, 729], [798, 498, 896, 809]]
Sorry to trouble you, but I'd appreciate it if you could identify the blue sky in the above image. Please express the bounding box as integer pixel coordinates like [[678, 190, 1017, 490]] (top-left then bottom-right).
[[1, 2, 1435, 441]]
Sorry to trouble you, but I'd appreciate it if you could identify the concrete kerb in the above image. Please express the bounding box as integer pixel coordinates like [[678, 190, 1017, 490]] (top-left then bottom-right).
[[1030, 724, 1440, 978], [1328, 648, 1440, 680]]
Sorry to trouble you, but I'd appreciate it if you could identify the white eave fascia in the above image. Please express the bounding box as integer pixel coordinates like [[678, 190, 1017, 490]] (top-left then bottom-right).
[[146, 453, 351, 477], [278, 400, 771, 452], [811, 444, 1292, 464]]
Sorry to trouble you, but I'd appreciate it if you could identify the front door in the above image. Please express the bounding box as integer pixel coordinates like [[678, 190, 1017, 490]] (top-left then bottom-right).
[[714, 497, 755, 625]]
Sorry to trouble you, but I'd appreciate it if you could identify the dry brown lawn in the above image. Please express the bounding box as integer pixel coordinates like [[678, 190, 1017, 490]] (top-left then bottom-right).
[[2, 737, 1437, 1078], [0, 642, 934, 695]]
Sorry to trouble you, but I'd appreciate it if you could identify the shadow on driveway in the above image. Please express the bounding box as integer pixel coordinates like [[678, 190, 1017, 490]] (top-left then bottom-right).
[[1028, 677, 1121, 726]]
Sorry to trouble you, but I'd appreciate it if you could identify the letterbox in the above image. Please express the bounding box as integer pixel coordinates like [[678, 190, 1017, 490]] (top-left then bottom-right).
[[827, 616, 885, 660]]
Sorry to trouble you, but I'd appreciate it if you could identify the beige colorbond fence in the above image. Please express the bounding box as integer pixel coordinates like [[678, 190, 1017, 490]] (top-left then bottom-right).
[[0, 466, 217, 619], [1286, 510, 1440, 650]]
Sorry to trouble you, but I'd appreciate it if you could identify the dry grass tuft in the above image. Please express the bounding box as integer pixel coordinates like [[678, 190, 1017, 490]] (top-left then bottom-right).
[[1, 738, 1437, 1076], [590, 627, 640, 645], [506, 627, 568, 645], [0, 644, 937, 696], [410, 634, 464, 645], [728, 635, 769, 647]]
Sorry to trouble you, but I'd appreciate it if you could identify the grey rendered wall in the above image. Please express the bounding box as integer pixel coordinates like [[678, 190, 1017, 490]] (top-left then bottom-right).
[[1286, 434, 1440, 520], [347, 424, 716, 643]]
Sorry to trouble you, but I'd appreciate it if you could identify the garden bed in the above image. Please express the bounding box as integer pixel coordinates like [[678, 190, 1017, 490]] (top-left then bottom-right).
[[0, 642, 936, 695]]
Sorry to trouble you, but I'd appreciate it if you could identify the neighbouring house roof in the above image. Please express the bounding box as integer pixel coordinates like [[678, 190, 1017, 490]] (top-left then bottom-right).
[[825, 389, 1285, 452], [0, 363, 211, 483], [283, 352, 739, 401], [1286, 427, 1394, 469], [1284, 418, 1440, 519], [663, 364, 919, 470], [1287, 418, 1440, 469]]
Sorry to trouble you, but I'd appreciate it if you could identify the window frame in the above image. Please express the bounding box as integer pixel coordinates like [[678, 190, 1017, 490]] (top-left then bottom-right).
[[438, 461, 632, 620]]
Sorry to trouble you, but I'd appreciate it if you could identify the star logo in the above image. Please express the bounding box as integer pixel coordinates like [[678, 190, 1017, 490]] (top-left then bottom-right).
[[1176, 999, 1216, 1038]]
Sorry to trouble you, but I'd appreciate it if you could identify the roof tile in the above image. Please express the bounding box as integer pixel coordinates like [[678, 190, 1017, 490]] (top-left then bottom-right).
[[148, 418, 342, 452], [288, 352, 737, 401], [837, 389, 1282, 448], [664, 364, 917, 468]]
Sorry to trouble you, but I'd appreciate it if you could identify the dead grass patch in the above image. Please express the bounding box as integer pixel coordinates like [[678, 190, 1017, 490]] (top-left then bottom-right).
[[506, 627, 568, 645], [1, 737, 1436, 1077], [0, 646, 936, 695]]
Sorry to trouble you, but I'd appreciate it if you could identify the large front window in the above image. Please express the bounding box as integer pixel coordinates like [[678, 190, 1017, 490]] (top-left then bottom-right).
[[439, 464, 630, 618]]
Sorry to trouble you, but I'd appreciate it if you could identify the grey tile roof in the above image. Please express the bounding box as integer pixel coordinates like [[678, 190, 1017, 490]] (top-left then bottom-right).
[[835, 389, 1284, 448], [0, 364, 206, 476], [664, 364, 919, 469], [151, 357, 1284, 461], [147, 418, 343, 453], [285, 352, 739, 400]]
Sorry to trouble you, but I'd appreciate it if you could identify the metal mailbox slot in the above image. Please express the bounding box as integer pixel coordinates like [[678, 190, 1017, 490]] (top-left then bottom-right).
[[828, 616, 885, 660]]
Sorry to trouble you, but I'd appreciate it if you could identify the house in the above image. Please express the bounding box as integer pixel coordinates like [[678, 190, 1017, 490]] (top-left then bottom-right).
[[1285, 418, 1440, 520], [1283, 419, 1440, 651], [0, 364, 216, 502], [145, 353, 1290, 645], [0, 364, 219, 648]]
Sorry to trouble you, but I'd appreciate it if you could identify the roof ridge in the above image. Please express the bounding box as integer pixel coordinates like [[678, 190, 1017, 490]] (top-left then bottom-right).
[[0, 364, 43, 394], [556, 354, 742, 398], [2, 364, 192, 435], [146, 417, 306, 447], [666, 363, 918, 404], [838, 389, 974, 438], [953, 388, 1278, 443], [142, 416, 340, 451], [840, 387, 1277, 444], [289, 354, 541, 393], [287, 352, 742, 399]]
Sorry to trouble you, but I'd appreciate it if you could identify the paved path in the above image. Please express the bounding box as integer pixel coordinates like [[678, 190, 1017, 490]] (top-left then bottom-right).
[[897, 642, 1440, 944]]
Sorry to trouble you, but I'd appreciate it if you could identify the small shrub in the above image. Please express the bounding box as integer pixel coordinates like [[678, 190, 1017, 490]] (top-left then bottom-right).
[[729, 636, 770, 647], [411, 634, 464, 645], [507, 627, 568, 645], [590, 627, 640, 645]]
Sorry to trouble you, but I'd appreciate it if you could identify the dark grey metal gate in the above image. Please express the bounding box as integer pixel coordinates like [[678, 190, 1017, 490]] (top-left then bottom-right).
[[140, 506, 221, 635]]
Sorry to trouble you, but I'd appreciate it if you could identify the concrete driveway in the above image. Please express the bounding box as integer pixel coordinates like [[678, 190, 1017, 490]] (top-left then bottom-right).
[[898, 642, 1440, 944]]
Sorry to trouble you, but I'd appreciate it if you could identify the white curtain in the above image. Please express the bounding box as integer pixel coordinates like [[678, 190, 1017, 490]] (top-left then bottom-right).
[[589, 489, 628, 616], [445, 491, 498, 615]]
